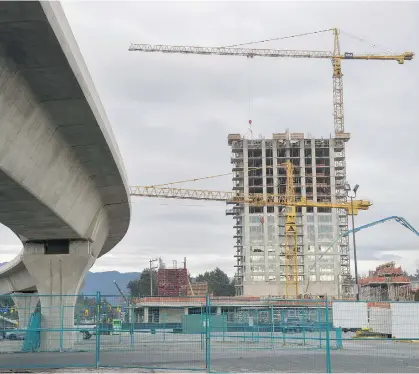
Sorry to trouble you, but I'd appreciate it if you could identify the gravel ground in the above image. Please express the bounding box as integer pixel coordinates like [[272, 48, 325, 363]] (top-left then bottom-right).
[[0, 332, 418, 373]]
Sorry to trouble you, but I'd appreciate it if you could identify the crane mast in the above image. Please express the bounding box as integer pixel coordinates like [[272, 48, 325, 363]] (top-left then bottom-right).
[[332, 28, 344, 133], [283, 162, 299, 297]]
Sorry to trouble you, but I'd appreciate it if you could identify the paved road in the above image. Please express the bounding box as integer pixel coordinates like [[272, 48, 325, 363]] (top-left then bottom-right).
[[1, 332, 418, 372]]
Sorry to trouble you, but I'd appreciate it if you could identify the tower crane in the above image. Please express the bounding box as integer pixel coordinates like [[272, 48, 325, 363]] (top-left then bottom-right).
[[129, 28, 414, 134], [130, 162, 372, 298]]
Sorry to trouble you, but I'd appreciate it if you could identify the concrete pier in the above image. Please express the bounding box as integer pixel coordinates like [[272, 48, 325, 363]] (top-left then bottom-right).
[[22, 240, 95, 351]]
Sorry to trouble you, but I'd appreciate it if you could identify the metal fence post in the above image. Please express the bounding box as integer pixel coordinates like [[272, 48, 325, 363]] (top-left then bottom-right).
[[270, 304, 274, 348], [130, 302, 134, 350], [325, 297, 331, 373], [60, 303, 64, 352], [318, 307, 322, 348], [95, 292, 101, 369], [205, 294, 211, 372]]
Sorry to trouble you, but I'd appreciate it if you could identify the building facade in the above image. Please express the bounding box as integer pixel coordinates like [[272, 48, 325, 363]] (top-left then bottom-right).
[[227, 131, 351, 298]]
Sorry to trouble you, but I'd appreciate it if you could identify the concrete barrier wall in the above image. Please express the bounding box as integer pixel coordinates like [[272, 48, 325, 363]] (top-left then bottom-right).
[[391, 303, 419, 339], [369, 307, 391, 335], [332, 302, 368, 330]]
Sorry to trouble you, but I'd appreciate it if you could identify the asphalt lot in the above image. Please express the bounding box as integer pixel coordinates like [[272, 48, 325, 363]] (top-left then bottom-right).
[[0, 332, 418, 372]]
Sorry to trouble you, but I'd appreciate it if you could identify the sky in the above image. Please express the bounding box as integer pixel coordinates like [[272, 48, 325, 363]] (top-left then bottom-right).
[[0, 0, 418, 277]]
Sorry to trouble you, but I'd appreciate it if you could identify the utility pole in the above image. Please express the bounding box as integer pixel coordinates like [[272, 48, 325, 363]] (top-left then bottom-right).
[[345, 183, 360, 301], [149, 258, 158, 296]]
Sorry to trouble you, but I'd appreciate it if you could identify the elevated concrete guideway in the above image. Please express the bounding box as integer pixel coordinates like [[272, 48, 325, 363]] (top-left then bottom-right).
[[0, 1, 131, 347]]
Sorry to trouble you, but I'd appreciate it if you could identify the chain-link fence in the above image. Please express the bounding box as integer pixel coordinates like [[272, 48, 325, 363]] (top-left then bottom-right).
[[0, 294, 418, 372]]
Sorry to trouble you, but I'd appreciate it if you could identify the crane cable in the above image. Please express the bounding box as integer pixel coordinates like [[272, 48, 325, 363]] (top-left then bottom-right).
[[223, 29, 334, 48], [142, 164, 297, 188], [225, 29, 335, 140], [340, 30, 394, 55]]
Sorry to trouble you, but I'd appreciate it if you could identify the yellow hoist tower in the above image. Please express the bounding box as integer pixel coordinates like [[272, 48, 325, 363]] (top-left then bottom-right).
[[282, 161, 299, 297]]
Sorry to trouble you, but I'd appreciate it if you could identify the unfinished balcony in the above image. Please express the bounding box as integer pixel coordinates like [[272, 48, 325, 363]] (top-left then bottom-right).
[[334, 140, 345, 152], [334, 160, 346, 170], [334, 151, 345, 161], [232, 181, 244, 191]]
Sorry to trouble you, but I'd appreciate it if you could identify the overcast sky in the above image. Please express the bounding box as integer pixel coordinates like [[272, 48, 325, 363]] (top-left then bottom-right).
[[1, 0, 418, 277]]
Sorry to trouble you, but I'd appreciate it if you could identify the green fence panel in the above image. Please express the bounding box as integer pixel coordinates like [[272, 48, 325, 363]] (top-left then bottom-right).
[[21, 312, 41, 352]]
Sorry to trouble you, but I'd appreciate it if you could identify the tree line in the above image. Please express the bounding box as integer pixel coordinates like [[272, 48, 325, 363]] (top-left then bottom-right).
[[127, 267, 235, 297]]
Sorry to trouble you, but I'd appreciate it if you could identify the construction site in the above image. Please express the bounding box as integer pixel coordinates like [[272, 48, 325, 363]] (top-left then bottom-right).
[[1, 3, 419, 372], [129, 28, 418, 301], [360, 262, 413, 301]]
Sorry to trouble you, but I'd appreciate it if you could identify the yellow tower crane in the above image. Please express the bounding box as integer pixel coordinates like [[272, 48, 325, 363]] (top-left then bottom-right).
[[128, 28, 414, 134], [282, 161, 299, 298], [130, 171, 372, 298]]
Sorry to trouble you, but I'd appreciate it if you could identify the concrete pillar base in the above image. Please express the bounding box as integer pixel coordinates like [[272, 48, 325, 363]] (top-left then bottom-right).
[[22, 240, 95, 351], [11, 293, 39, 329]]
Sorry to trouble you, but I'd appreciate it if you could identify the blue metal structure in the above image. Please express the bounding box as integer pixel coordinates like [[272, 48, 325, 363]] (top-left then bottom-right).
[[21, 312, 40, 352], [347, 216, 419, 237], [313, 216, 419, 269]]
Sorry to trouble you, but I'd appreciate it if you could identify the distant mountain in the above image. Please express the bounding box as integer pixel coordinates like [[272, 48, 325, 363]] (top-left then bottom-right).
[[81, 271, 140, 296], [0, 262, 140, 297]]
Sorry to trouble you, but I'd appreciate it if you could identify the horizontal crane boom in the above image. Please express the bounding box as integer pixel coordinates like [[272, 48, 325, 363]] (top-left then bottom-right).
[[129, 44, 413, 63], [129, 186, 372, 214]]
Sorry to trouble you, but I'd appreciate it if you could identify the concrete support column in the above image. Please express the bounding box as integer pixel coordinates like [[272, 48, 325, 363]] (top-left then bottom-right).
[[12, 293, 39, 329], [143, 307, 149, 323], [184, 307, 189, 316], [216, 306, 222, 315], [22, 240, 95, 351]]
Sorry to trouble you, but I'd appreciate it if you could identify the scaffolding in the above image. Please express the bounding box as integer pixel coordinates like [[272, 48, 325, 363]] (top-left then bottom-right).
[[227, 131, 350, 298], [360, 262, 413, 301]]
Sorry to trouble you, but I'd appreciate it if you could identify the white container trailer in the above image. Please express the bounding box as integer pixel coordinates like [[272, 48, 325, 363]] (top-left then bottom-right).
[[391, 303, 419, 339], [332, 302, 368, 332]]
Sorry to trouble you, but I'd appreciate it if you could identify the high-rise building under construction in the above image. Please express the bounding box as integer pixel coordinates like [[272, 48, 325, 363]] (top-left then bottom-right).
[[227, 131, 351, 298]]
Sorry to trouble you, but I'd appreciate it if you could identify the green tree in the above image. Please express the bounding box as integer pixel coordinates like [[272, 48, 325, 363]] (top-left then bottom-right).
[[196, 267, 235, 296], [127, 268, 157, 297]]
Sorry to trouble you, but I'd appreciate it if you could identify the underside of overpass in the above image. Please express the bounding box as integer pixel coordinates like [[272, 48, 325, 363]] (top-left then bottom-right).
[[0, 1, 131, 351]]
